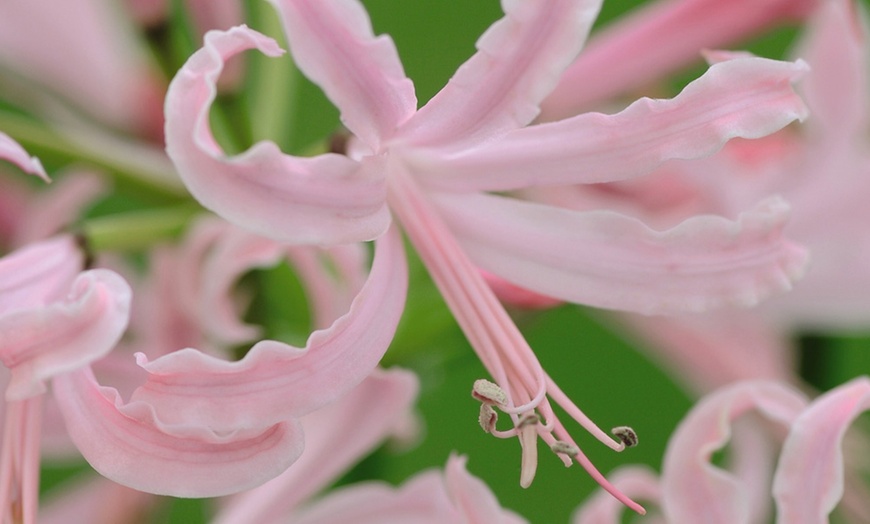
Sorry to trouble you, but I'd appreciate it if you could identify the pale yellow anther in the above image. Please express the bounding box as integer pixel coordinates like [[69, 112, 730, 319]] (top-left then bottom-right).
[[478, 403, 497, 433], [472, 378, 507, 406], [550, 441, 579, 457]]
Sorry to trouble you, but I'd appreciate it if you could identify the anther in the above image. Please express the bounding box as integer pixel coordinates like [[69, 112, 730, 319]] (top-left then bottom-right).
[[550, 441, 579, 457], [478, 404, 497, 433], [517, 413, 540, 428], [612, 426, 638, 448], [472, 379, 507, 406]]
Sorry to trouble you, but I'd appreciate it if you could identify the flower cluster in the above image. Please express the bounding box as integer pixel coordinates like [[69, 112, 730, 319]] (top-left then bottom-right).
[[1, 0, 869, 522]]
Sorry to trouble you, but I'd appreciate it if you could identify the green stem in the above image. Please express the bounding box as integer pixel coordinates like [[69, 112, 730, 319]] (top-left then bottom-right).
[[0, 110, 187, 200], [247, 0, 299, 148], [80, 204, 203, 253]]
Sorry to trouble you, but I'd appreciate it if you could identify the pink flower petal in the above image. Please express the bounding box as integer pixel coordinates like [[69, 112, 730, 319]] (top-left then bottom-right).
[[0, 268, 132, 400], [164, 25, 391, 245], [0, 0, 164, 135], [129, 226, 407, 432], [443, 455, 528, 524], [0, 133, 48, 182], [12, 171, 105, 247], [289, 455, 526, 524], [772, 377, 870, 524], [267, 0, 416, 148], [0, 236, 83, 314], [183, 218, 369, 345], [572, 466, 663, 524], [214, 368, 419, 524], [410, 57, 808, 192], [39, 475, 155, 524], [432, 192, 808, 314], [614, 311, 796, 395], [52, 367, 305, 497], [400, 0, 600, 149], [540, 0, 817, 117], [793, 0, 867, 141], [290, 473, 456, 524], [661, 382, 807, 524]]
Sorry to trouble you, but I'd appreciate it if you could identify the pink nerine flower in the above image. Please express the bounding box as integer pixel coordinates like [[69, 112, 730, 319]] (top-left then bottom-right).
[[573, 377, 870, 523], [52, 225, 407, 498], [0, 235, 132, 524], [536, 0, 870, 395], [164, 0, 810, 511]]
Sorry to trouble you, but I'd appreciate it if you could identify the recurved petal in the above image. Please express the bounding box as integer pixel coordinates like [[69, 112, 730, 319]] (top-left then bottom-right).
[[772, 377, 870, 524], [412, 57, 808, 192], [433, 192, 808, 315], [0, 268, 131, 400], [213, 368, 419, 524], [444, 454, 528, 524], [130, 226, 407, 432], [540, 0, 817, 118], [794, 0, 868, 140], [399, 0, 601, 149], [268, 0, 416, 148], [0, 132, 48, 182], [661, 382, 807, 524], [164, 25, 390, 245], [52, 367, 304, 498]]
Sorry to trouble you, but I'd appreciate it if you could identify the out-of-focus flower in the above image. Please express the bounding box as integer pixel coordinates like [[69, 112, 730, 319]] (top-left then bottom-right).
[[0, 0, 165, 137], [213, 367, 419, 524], [52, 224, 407, 498], [276, 454, 526, 524], [0, 235, 132, 524], [541, 0, 820, 116], [39, 366, 419, 524], [164, 0, 809, 511], [526, 0, 870, 395], [573, 377, 870, 523]]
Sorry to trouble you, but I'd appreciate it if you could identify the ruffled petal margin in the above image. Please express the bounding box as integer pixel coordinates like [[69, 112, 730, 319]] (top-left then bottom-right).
[[660, 382, 807, 524], [773, 377, 870, 524], [52, 366, 305, 498], [164, 25, 391, 245], [129, 226, 407, 432], [411, 57, 808, 192], [0, 267, 131, 401], [432, 192, 808, 315]]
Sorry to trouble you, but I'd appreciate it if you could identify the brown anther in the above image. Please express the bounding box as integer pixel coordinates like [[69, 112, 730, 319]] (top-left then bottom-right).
[[517, 413, 539, 428], [612, 426, 638, 448], [550, 441, 579, 457], [471, 379, 507, 406], [478, 404, 498, 433]]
